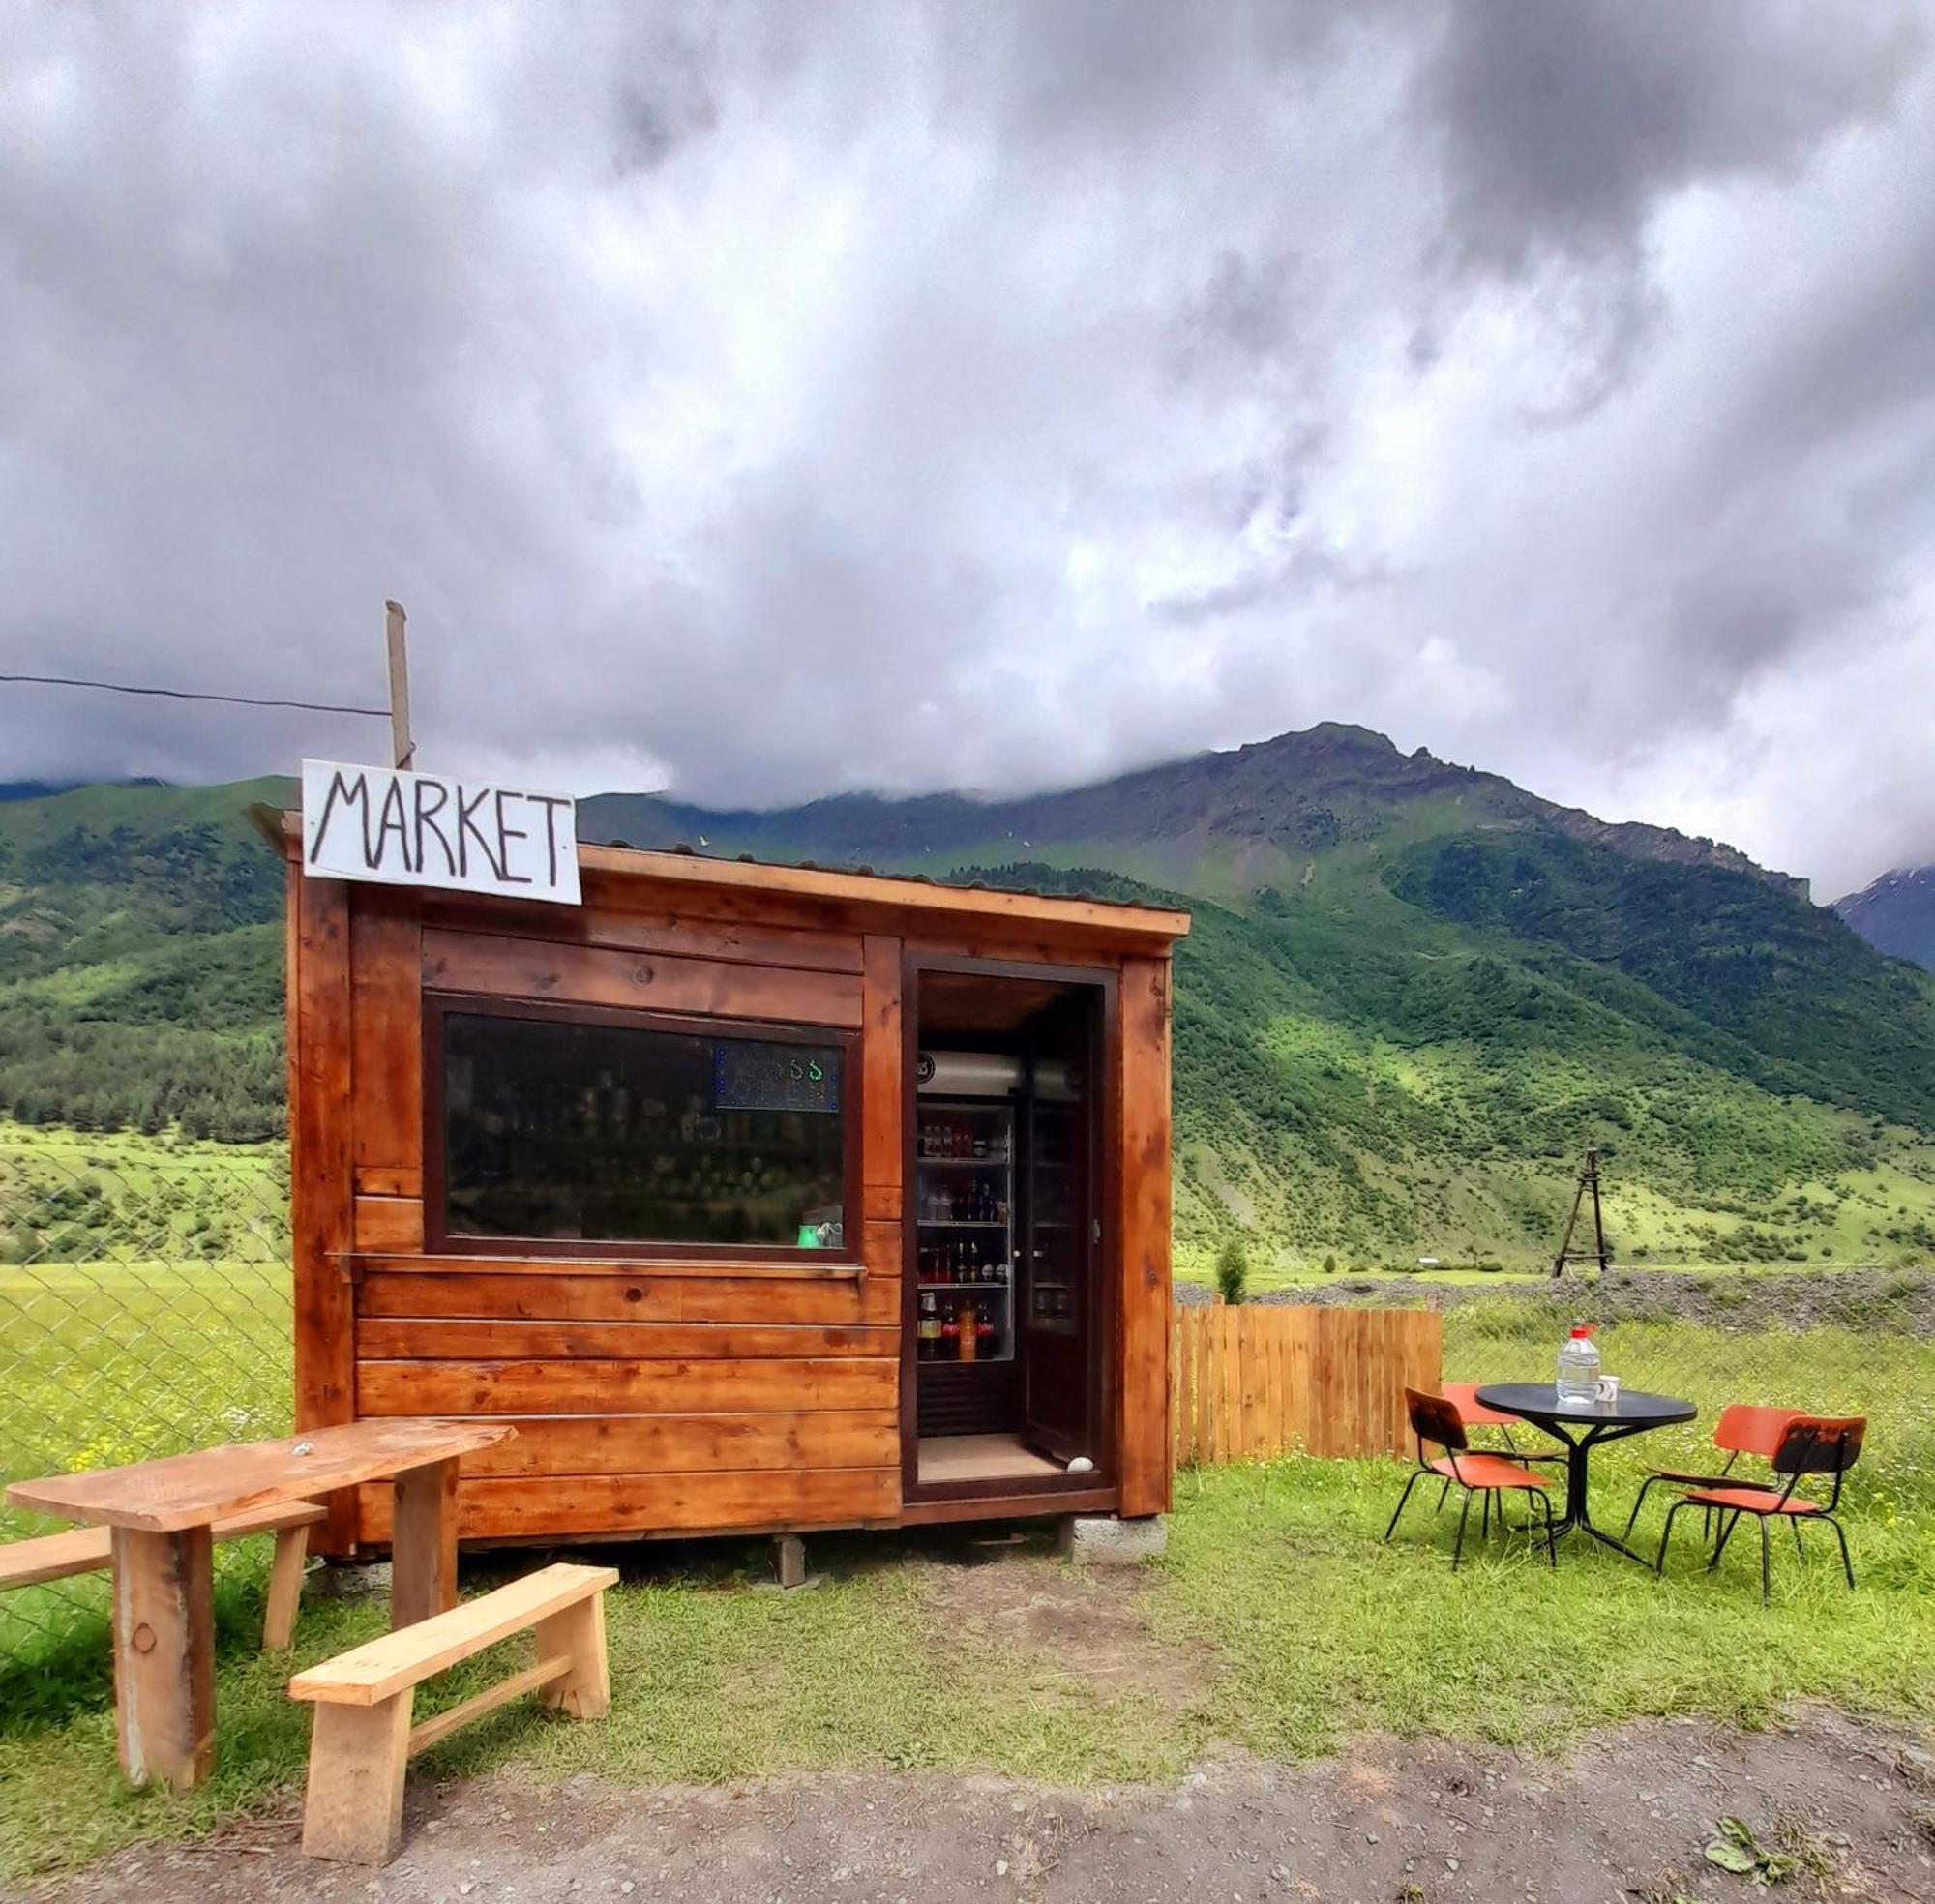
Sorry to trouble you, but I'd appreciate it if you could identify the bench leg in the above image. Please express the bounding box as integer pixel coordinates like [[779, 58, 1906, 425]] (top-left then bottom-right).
[[111, 1526, 215, 1791], [302, 1693, 414, 1865], [391, 1456, 460, 1629], [262, 1523, 310, 1650], [534, 1593, 610, 1720]]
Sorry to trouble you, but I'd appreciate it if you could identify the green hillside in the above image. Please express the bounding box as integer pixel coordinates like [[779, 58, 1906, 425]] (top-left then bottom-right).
[[0, 776, 292, 1140], [3, 735, 1933, 1271]]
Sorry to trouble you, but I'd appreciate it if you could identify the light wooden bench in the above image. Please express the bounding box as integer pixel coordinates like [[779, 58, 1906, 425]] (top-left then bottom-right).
[[288, 1561, 617, 1865], [0, 1498, 323, 1648]]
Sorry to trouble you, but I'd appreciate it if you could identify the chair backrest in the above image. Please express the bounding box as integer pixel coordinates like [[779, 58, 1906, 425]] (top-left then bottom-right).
[[1407, 1388, 1468, 1455], [1772, 1415, 1865, 1477], [1441, 1382, 1517, 1430], [1713, 1404, 1802, 1459]]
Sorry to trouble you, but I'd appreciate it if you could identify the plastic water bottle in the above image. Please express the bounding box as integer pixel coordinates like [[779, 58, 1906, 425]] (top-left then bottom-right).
[[1556, 1324, 1601, 1405]]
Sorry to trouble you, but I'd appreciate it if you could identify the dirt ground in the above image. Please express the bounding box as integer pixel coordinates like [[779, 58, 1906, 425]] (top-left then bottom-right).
[[919, 1533, 1209, 1715], [22, 1707, 1933, 1904]]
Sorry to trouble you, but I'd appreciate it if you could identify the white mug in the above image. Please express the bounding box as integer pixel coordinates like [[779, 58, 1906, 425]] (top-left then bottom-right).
[[1596, 1374, 1621, 1403]]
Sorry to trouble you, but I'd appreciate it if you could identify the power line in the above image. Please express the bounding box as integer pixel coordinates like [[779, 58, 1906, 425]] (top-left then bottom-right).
[[0, 672, 388, 718]]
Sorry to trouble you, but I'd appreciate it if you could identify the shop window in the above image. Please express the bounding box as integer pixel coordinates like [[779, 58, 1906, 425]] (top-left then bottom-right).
[[433, 1003, 850, 1256]]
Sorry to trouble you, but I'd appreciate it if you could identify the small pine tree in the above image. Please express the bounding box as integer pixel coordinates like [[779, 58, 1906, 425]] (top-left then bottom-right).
[[1215, 1235, 1249, 1306], [1322, 1253, 1337, 1275]]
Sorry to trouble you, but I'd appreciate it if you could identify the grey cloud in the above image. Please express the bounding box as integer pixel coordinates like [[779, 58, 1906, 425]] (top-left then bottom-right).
[[1421, 0, 1922, 275], [0, 1, 1931, 896]]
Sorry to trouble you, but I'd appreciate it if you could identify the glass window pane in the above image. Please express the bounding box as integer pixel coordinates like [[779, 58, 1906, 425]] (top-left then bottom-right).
[[442, 1010, 847, 1249]]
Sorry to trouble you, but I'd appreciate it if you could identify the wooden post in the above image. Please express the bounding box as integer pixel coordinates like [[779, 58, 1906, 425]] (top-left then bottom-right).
[[288, 869, 357, 1554], [385, 599, 413, 771], [262, 1521, 310, 1650], [302, 1695, 414, 1864], [1116, 954, 1174, 1516], [111, 1526, 215, 1790], [390, 1456, 460, 1627], [534, 1593, 610, 1719]]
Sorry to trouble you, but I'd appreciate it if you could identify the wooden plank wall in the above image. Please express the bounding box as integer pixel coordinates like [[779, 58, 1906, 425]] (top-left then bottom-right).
[[287, 854, 1183, 1549], [1168, 1306, 1442, 1464], [312, 873, 908, 1548]]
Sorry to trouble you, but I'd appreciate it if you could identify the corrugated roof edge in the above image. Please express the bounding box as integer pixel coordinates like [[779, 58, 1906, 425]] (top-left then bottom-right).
[[253, 805, 1190, 941]]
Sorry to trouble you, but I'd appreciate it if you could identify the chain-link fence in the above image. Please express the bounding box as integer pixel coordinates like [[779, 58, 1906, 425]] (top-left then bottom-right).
[[1, 1130, 293, 1684]]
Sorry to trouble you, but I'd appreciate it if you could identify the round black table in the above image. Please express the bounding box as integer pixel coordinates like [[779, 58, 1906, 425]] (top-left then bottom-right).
[[1476, 1383, 1697, 1562]]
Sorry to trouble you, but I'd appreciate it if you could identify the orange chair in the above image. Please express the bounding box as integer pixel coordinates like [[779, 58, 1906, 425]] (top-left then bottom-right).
[[1622, 1403, 1801, 1540], [1443, 1382, 1567, 1463], [1385, 1389, 1557, 1570], [1438, 1382, 1565, 1539], [1655, 1415, 1864, 1601]]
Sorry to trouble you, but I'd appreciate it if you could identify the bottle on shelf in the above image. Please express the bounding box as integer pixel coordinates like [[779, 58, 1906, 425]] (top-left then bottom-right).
[[976, 1305, 996, 1355], [917, 1291, 940, 1360], [956, 1298, 977, 1361]]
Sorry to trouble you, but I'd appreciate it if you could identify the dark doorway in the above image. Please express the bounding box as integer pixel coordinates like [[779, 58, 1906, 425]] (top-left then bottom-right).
[[903, 961, 1109, 1497]]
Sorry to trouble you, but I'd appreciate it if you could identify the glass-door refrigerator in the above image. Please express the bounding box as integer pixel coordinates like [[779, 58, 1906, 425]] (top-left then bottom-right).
[[912, 1098, 1019, 1434]]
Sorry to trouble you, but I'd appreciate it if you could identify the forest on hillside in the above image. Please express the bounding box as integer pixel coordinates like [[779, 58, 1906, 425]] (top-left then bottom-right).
[[4, 783, 1934, 1267]]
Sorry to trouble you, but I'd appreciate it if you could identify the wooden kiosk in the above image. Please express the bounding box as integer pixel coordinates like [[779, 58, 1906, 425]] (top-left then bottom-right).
[[272, 811, 1189, 1558]]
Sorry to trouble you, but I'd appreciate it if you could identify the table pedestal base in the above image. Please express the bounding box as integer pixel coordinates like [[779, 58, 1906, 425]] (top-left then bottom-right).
[[1534, 1422, 1663, 1565]]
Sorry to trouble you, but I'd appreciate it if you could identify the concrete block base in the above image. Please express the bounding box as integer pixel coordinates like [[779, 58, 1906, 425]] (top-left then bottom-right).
[[773, 1534, 807, 1589], [1059, 1514, 1168, 1564]]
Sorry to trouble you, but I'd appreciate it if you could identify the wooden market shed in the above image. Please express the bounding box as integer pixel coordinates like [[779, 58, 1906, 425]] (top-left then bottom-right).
[[268, 812, 1190, 1559]]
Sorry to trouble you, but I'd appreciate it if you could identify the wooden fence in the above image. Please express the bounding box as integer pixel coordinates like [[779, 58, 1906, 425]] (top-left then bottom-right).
[[1170, 1305, 1442, 1465]]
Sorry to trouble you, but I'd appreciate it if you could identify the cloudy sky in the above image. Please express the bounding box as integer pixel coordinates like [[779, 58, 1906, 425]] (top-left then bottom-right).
[[3, 2, 1931, 896]]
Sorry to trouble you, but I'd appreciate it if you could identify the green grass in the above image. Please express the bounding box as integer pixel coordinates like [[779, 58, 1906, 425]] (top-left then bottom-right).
[[1159, 1450, 1933, 1762], [5, 1302, 1931, 1886]]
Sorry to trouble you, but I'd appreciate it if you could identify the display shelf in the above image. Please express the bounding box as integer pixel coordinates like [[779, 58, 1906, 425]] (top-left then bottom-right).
[[915, 1097, 1016, 1365]]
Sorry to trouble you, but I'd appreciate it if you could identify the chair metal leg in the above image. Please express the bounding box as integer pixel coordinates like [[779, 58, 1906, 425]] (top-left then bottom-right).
[[1710, 1509, 1742, 1570], [1760, 1515, 1771, 1603], [1656, 1499, 1688, 1574], [1435, 1476, 1451, 1515], [1452, 1491, 1473, 1571], [1827, 1515, 1855, 1590], [1384, 1470, 1424, 1543], [1480, 1490, 1491, 1540], [1622, 1473, 1660, 1541], [1538, 1489, 1557, 1568]]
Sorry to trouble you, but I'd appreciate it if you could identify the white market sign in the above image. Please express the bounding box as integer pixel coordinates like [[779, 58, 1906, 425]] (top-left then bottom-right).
[[302, 759, 580, 905]]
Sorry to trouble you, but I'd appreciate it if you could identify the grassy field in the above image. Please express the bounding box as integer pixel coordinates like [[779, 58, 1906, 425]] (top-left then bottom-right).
[[2, 1428, 1929, 1885], [0, 1126, 295, 1654], [3, 1116, 1930, 1886]]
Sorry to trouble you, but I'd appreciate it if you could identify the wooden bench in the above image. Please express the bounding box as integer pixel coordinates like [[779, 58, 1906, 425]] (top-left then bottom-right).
[[288, 1561, 617, 1865], [0, 1498, 323, 1649]]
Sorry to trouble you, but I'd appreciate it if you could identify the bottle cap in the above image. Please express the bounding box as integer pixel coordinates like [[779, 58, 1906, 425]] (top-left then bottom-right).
[[1569, 1324, 1593, 1338]]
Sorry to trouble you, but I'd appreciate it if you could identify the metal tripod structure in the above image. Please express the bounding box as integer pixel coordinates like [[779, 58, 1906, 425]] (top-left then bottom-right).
[[1550, 1147, 1611, 1279]]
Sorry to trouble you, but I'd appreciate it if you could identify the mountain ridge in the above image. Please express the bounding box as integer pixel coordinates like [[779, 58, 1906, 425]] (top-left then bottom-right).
[[1836, 864, 1935, 974], [578, 722, 1807, 902], [2, 729, 1930, 1268]]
